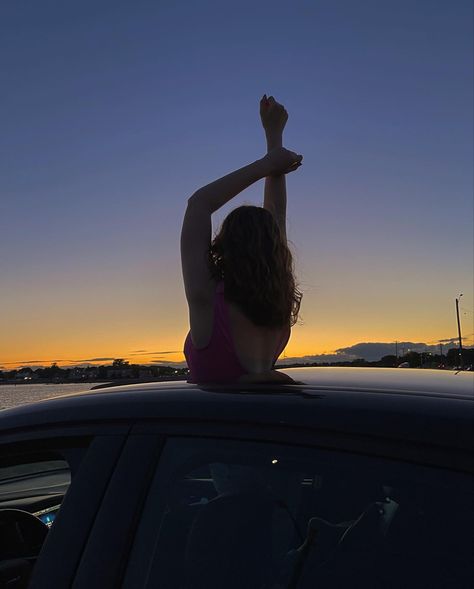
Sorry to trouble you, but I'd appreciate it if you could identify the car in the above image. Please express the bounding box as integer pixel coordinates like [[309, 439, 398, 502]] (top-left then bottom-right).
[[0, 367, 473, 589]]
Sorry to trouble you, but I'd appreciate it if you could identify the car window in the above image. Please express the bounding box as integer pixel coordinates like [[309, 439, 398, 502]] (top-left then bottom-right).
[[0, 459, 70, 526], [0, 440, 89, 587], [124, 437, 474, 589]]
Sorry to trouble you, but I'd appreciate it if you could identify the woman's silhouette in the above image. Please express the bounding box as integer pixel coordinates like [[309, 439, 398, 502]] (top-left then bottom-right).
[[181, 95, 303, 384]]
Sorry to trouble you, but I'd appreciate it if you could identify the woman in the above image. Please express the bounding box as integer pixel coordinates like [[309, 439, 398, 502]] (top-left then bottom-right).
[[181, 95, 303, 384]]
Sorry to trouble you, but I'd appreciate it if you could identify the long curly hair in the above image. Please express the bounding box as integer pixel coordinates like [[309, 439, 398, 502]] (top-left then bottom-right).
[[209, 206, 302, 328]]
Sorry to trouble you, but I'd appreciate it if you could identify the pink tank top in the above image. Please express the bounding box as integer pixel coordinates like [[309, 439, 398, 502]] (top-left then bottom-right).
[[184, 281, 290, 384]]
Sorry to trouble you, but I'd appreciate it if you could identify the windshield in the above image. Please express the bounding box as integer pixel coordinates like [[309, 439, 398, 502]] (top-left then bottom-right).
[[0, 459, 70, 500]]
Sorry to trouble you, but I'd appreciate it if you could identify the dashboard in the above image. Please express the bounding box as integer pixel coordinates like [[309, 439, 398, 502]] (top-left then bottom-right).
[[33, 504, 61, 527]]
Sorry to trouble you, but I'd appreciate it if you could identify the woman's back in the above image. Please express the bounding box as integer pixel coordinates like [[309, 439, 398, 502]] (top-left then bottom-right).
[[226, 298, 289, 373], [184, 281, 290, 383]]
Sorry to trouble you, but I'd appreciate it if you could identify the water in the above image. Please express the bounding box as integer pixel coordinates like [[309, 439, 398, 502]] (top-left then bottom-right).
[[0, 383, 104, 410]]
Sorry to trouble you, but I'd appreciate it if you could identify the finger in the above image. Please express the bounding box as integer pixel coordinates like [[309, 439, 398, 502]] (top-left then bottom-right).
[[284, 162, 302, 174], [288, 152, 303, 162]]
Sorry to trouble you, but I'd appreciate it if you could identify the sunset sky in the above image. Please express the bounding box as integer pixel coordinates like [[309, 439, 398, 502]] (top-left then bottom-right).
[[1, 0, 473, 369]]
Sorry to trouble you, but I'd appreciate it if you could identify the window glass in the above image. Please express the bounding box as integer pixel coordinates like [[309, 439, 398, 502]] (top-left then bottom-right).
[[0, 442, 89, 587], [0, 459, 71, 527], [124, 437, 474, 589]]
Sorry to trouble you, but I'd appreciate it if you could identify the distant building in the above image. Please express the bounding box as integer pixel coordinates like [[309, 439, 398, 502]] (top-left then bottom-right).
[[16, 368, 37, 380], [138, 368, 153, 379], [69, 368, 87, 380], [106, 367, 135, 379], [85, 367, 99, 379]]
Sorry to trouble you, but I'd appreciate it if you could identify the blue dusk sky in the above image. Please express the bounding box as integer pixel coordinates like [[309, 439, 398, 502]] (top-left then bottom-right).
[[1, 0, 472, 368]]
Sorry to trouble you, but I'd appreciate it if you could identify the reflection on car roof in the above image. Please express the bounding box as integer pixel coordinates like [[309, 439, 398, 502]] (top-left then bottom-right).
[[75, 366, 473, 398], [1, 368, 472, 443]]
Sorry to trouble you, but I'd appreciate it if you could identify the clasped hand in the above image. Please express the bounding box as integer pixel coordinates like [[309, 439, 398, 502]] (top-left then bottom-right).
[[263, 147, 303, 177], [260, 95, 303, 176]]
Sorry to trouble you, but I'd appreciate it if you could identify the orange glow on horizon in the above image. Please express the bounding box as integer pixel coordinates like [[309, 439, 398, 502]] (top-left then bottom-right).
[[2, 288, 472, 371], [2, 331, 473, 371]]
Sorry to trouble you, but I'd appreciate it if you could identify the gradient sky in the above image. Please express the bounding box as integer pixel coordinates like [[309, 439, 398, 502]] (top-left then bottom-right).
[[1, 0, 473, 369]]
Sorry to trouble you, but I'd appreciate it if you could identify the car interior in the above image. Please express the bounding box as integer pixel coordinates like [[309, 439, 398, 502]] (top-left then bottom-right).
[[141, 445, 474, 589], [1, 438, 472, 589], [0, 444, 86, 589]]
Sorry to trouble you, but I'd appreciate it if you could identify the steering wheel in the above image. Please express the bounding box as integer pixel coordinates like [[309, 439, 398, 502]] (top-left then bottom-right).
[[0, 509, 49, 589]]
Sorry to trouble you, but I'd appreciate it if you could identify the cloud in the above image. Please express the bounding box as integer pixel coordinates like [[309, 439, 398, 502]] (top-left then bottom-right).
[[277, 352, 358, 365], [70, 357, 117, 363], [150, 359, 187, 367], [333, 341, 460, 362], [334, 342, 405, 362], [130, 350, 181, 356], [66, 363, 95, 368], [279, 340, 472, 365], [18, 365, 46, 370], [339, 340, 471, 361], [0, 359, 60, 365], [437, 336, 470, 344]]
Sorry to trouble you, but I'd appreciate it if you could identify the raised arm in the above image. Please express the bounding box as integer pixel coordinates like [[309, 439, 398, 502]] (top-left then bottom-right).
[[181, 147, 302, 307], [260, 95, 291, 241], [181, 156, 269, 306]]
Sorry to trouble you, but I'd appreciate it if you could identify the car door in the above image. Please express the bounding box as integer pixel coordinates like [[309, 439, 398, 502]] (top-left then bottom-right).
[[0, 422, 128, 588], [67, 433, 165, 589], [118, 422, 474, 589]]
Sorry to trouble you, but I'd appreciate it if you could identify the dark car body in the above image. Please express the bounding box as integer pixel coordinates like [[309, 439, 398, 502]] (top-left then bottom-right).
[[1, 367, 473, 588]]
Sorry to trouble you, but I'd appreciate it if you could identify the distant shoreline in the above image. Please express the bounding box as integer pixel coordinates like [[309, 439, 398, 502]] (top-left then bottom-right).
[[1, 365, 466, 388], [0, 376, 188, 386], [0, 379, 112, 386]]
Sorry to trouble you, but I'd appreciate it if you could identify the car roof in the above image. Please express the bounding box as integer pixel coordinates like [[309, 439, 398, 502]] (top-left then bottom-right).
[[1, 368, 473, 453]]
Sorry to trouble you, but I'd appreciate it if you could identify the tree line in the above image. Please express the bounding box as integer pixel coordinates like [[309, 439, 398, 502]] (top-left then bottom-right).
[[0, 358, 188, 383], [280, 348, 474, 369], [2, 348, 472, 384]]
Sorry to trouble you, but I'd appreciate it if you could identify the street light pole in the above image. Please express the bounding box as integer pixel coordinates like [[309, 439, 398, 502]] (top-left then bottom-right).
[[455, 294, 464, 370]]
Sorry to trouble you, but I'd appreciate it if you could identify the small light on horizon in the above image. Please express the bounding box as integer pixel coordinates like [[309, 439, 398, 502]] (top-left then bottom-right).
[[271, 459, 278, 464]]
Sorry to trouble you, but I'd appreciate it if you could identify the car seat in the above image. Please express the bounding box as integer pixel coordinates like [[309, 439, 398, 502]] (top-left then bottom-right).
[[183, 489, 275, 589]]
